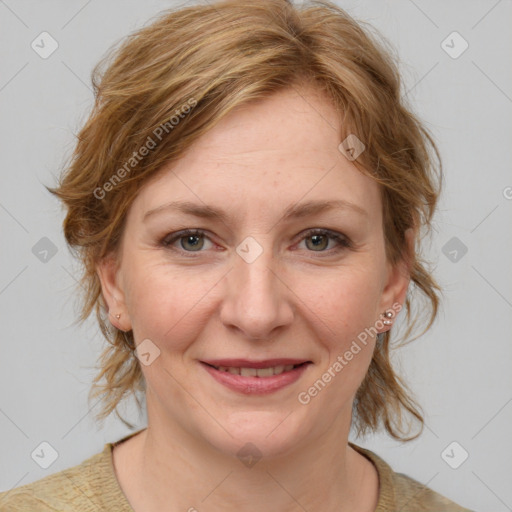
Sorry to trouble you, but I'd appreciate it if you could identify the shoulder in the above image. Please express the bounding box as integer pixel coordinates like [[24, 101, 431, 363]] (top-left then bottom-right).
[[0, 430, 145, 512], [349, 442, 475, 512], [0, 445, 113, 512], [391, 471, 474, 511]]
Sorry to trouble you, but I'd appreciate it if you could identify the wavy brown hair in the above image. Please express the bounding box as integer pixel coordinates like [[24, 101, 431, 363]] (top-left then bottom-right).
[[48, 0, 442, 440]]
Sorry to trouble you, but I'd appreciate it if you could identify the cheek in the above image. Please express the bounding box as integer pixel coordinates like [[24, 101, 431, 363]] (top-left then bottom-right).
[[296, 264, 383, 344], [123, 259, 220, 347], [292, 268, 382, 407]]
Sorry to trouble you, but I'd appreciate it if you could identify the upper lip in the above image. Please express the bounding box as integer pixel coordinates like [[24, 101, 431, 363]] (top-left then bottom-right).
[[201, 358, 311, 369]]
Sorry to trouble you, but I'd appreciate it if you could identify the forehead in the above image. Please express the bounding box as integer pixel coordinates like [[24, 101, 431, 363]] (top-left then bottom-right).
[[130, 85, 381, 225]]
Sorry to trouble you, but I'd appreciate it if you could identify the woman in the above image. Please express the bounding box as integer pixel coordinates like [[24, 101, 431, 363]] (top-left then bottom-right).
[[0, 0, 474, 510]]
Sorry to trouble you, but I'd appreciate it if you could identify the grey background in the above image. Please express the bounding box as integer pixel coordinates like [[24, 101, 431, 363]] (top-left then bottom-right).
[[1, 1, 511, 510]]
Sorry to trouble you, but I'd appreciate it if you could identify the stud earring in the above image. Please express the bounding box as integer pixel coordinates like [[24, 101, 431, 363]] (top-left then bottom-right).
[[115, 314, 121, 319], [382, 310, 393, 326]]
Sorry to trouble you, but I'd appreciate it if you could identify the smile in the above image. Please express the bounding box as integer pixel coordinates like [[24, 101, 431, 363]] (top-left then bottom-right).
[[210, 363, 302, 377], [200, 361, 311, 394]]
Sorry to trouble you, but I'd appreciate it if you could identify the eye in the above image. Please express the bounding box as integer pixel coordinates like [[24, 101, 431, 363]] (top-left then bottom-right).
[[296, 228, 351, 254], [161, 229, 213, 252]]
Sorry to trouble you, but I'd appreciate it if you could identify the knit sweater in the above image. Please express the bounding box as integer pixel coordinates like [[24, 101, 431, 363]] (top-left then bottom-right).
[[0, 429, 474, 511]]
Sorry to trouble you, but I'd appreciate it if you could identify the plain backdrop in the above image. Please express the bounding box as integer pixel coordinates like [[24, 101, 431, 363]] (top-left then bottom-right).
[[1, 1, 511, 510]]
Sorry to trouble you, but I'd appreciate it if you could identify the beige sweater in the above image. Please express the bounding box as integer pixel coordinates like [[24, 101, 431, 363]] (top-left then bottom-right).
[[0, 430, 474, 511]]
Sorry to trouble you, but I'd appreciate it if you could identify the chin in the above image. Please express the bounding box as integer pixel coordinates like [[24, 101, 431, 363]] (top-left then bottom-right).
[[201, 410, 308, 462]]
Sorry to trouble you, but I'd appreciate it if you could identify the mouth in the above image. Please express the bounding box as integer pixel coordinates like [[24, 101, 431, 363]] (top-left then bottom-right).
[[202, 361, 309, 377], [199, 359, 312, 394]]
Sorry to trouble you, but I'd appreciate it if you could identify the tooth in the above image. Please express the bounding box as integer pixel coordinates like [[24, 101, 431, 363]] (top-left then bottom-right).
[[272, 365, 285, 375], [212, 364, 302, 376], [256, 367, 275, 377], [240, 367, 258, 377]]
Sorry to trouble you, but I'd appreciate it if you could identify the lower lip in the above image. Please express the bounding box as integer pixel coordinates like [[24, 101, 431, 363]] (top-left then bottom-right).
[[200, 362, 311, 395]]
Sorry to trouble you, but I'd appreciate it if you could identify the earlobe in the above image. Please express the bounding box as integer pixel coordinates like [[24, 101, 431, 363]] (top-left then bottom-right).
[[96, 253, 131, 332]]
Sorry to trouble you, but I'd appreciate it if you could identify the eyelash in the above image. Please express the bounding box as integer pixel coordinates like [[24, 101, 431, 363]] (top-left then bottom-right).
[[160, 228, 352, 256]]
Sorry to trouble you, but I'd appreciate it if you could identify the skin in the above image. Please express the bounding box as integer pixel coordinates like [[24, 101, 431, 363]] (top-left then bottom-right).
[[97, 82, 412, 512]]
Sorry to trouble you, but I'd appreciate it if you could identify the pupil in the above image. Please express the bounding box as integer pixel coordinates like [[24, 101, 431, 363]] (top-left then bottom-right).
[[309, 234, 326, 250], [184, 235, 202, 250]]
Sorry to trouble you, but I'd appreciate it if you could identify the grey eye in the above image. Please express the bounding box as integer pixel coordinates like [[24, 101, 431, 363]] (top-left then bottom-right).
[[179, 234, 205, 251], [304, 233, 330, 251]]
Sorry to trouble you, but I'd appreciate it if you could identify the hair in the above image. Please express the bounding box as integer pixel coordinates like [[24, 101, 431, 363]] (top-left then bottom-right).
[[47, 0, 442, 440]]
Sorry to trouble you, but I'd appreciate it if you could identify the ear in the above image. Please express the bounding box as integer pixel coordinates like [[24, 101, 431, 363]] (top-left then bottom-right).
[[96, 252, 132, 332], [377, 227, 415, 332]]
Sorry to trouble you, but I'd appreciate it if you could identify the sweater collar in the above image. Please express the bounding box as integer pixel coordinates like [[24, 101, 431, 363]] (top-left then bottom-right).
[[349, 441, 396, 511], [100, 429, 396, 511]]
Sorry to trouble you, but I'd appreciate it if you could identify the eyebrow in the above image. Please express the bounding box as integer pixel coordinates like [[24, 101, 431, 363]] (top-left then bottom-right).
[[143, 199, 368, 223]]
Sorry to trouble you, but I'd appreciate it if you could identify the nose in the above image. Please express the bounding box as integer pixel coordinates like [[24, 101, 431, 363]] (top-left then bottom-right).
[[218, 240, 295, 341]]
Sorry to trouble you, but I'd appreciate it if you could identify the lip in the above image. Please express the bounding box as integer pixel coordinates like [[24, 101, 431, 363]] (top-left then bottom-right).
[[200, 361, 312, 395], [201, 358, 310, 369]]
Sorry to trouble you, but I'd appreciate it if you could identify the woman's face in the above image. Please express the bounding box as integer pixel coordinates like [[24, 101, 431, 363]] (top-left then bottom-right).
[[98, 84, 409, 459]]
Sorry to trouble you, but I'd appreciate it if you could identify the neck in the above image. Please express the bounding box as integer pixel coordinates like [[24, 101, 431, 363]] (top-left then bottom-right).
[[114, 402, 378, 512]]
